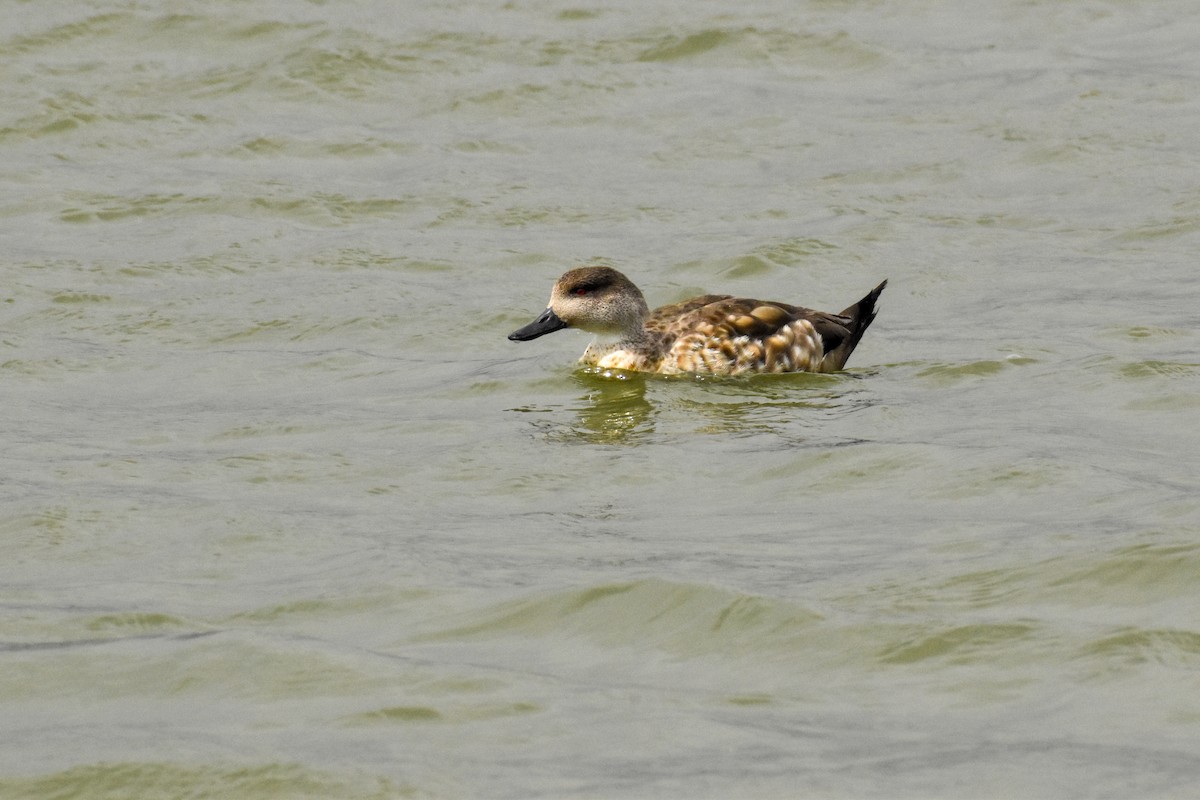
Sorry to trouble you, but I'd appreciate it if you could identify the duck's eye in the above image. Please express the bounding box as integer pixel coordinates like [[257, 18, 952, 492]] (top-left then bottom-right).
[[573, 287, 589, 296]]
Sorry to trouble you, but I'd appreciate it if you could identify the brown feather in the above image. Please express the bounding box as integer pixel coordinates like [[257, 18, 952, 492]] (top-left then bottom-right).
[[510, 267, 886, 375]]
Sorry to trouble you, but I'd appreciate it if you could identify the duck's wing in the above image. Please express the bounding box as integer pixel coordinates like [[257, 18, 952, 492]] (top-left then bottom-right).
[[651, 283, 886, 374], [644, 295, 732, 337], [699, 281, 886, 371], [658, 297, 814, 339], [651, 296, 819, 374]]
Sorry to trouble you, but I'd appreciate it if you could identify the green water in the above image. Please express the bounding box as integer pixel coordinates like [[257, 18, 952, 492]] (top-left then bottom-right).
[[2, 2, 1199, 798]]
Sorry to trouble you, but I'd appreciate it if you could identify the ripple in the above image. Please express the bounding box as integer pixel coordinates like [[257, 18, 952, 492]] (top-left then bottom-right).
[[0, 762, 408, 800], [416, 579, 824, 657]]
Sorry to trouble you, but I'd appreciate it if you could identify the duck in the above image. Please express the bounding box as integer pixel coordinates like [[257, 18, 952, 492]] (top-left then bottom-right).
[[509, 266, 887, 375]]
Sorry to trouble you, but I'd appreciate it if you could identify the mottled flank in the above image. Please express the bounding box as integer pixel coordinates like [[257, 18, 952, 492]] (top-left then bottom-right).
[[509, 266, 887, 376]]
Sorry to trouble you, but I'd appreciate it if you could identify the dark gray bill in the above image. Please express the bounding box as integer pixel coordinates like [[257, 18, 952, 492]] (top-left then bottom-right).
[[508, 307, 569, 341]]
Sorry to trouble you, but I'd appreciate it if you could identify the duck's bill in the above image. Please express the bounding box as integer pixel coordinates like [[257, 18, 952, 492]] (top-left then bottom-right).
[[509, 307, 569, 341]]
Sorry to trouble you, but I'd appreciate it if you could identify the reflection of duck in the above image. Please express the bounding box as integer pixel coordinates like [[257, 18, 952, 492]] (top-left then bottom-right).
[[570, 371, 654, 444], [510, 266, 887, 376]]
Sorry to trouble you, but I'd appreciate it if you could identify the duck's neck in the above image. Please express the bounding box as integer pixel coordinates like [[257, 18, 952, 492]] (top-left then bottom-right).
[[582, 324, 662, 367]]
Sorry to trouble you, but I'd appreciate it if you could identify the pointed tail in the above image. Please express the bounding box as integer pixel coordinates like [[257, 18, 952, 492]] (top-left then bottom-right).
[[823, 279, 887, 371]]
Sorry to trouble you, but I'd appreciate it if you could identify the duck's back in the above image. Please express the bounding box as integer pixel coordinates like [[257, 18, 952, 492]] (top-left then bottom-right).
[[645, 292, 879, 375]]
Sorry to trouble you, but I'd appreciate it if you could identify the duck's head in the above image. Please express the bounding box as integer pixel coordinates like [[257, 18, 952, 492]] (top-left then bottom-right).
[[509, 266, 649, 342]]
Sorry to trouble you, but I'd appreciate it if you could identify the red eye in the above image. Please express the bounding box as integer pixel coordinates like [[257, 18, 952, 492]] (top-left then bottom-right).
[[574, 288, 588, 296]]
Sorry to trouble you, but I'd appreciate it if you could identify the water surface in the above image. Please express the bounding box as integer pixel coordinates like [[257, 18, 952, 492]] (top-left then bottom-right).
[[2, 1, 1199, 798]]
